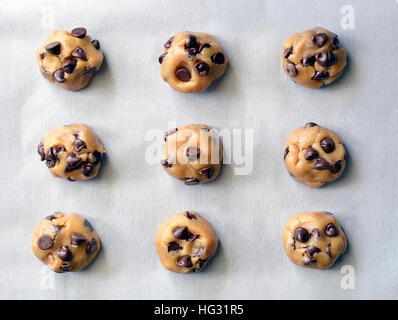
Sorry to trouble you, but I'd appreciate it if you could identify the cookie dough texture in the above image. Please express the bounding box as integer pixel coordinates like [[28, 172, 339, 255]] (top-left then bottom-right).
[[36, 28, 103, 91], [161, 124, 223, 185], [32, 213, 100, 272], [282, 27, 347, 89], [159, 31, 228, 93], [284, 122, 346, 188], [38, 124, 105, 181], [155, 211, 218, 273], [283, 211, 347, 269]]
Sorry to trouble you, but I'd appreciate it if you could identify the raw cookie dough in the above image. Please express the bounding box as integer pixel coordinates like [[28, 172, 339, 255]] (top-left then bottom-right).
[[284, 122, 346, 188], [159, 31, 228, 93], [161, 124, 223, 185], [36, 27, 103, 91], [37, 124, 105, 181], [155, 211, 218, 273], [283, 211, 347, 269], [32, 212, 100, 272], [282, 27, 347, 89]]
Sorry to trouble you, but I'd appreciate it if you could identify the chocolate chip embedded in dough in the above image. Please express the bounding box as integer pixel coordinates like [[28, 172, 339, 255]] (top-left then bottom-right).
[[60, 264, 72, 272], [91, 151, 102, 165], [315, 51, 338, 67], [320, 137, 335, 153], [84, 219, 94, 232], [286, 62, 297, 78], [284, 47, 293, 59], [186, 35, 198, 49], [71, 27, 87, 39], [184, 211, 197, 220], [92, 39, 101, 50], [160, 159, 172, 168], [37, 235, 53, 250], [45, 149, 57, 168], [176, 255, 192, 268], [305, 122, 318, 128], [86, 240, 97, 254], [325, 244, 332, 258], [38, 142, 45, 161], [187, 234, 198, 242], [312, 228, 321, 239], [198, 166, 214, 179], [186, 147, 200, 161], [54, 225, 62, 237], [303, 257, 315, 265], [294, 227, 310, 243], [312, 33, 328, 47], [72, 47, 87, 61], [57, 246, 72, 261], [62, 59, 76, 74], [185, 47, 199, 58], [306, 244, 321, 258], [74, 139, 87, 152], [168, 242, 183, 252], [211, 53, 225, 65], [71, 233, 87, 246], [199, 43, 211, 52], [284, 147, 289, 160], [46, 215, 56, 220], [81, 162, 94, 176], [314, 158, 331, 170], [301, 56, 315, 67], [184, 178, 200, 186], [330, 161, 343, 174], [45, 42, 61, 55], [325, 223, 339, 237], [40, 53, 45, 59], [196, 259, 207, 271], [331, 36, 339, 50], [175, 67, 191, 82], [53, 69, 66, 83], [53, 146, 66, 159], [164, 36, 174, 49], [173, 227, 189, 240], [65, 153, 82, 171], [158, 53, 167, 64], [193, 61, 210, 76], [312, 70, 329, 80], [305, 147, 319, 160]]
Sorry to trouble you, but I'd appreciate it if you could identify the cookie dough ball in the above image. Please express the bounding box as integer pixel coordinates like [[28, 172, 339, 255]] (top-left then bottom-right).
[[37, 124, 105, 181], [159, 31, 228, 93], [282, 27, 347, 89], [155, 211, 218, 273], [161, 124, 223, 185], [32, 213, 100, 272], [283, 211, 347, 269], [284, 122, 346, 188], [36, 28, 103, 91]]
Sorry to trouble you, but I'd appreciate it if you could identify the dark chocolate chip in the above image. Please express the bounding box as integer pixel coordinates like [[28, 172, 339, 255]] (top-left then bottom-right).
[[303, 257, 316, 265], [305, 122, 318, 128], [74, 139, 87, 152], [158, 52, 167, 64], [40, 53, 45, 59], [325, 223, 339, 237], [196, 259, 207, 271], [71, 27, 87, 38], [176, 255, 192, 268], [186, 35, 197, 49], [71, 47, 87, 61], [53, 69, 65, 83], [325, 244, 332, 258], [330, 161, 343, 174], [199, 43, 211, 52], [46, 215, 56, 220], [173, 227, 189, 240], [315, 50, 338, 67], [57, 246, 72, 261], [320, 137, 335, 153], [37, 235, 53, 250], [187, 147, 200, 161], [168, 241, 182, 252], [45, 42, 61, 55], [286, 62, 297, 78], [294, 227, 310, 243], [53, 146, 66, 159], [193, 61, 210, 76], [198, 166, 214, 179], [184, 211, 197, 220], [86, 240, 97, 254], [164, 128, 178, 141], [284, 147, 289, 160], [312, 70, 329, 80], [187, 234, 198, 242], [301, 56, 315, 67], [91, 151, 102, 165], [84, 219, 94, 232], [305, 147, 319, 160], [185, 47, 198, 58], [314, 158, 331, 170], [38, 142, 45, 161], [184, 178, 200, 186], [45, 148, 56, 168], [211, 52, 225, 65], [164, 36, 174, 49], [71, 233, 87, 246], [62, 58, 76, 74], [331, 36, 339, 50], [312, 33, 328, 47], [66, 153, 82, 171], [83, 67, 96, 75], [60, 264, 72, 272], [284, 47, 293, 59], [81, 162, 94, 176], [175, 67, 191, 82], [92, 39, 101, 50], [192, 246, 205, 257], [160, 159, 172, 168], [312, 228, 321, 239], [306, 244, 321, 258]]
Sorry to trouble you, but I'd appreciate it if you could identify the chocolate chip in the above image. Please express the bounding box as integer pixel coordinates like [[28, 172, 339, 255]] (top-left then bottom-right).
[[199, 43, 211, 52], [284, 147, 289, 160], [84, 219, 94, 232], [198, 166, 214, 179], [303, 257, 316, 265], [315, 51, 338, 67], [301, 56, 315, 67], [196, 259, 207, 271], [54, 225, 62, 237], [192, 246, 205, 257], [325, 223, 339, 237], [284, 47, 293, 59], [184, 211, 197, 219], [325, 244, 332, 258], [74, 139, 87, 152], [71, 233, 87, 245], [186, 35, 197, 49], [314, 158, 331, 170], [92, 39, 101, 50], [305, 147, 319, 160], [57, 246, 72, 261], [330, 161, 343, 174], [331, 36, 339, 50], [45, 148, 56, 168], [185, 47, 199, 58], [173, 227, 189, 240], [194, 61, 210, 76], [53, 146, 66, 159], [83, 67, 96, 75], [312, 33, 328, 47], [175, 67, 191, 82], [312, 228, 321, 239], [306, 244, 321, 258], [46, 215, 56, 220], [53, 69, 65, 83], [294, 227, 310, 243], [66, 153, 82, 171], [187, 147, 200, 161], [91, 151, 102, 165], [320, 137, 335, 153], [168, 242, 182, 252], [45, 42, 61, 55], [187, 234, 198, 242], [158, 53, 167, 64], [40, 53, 45, 59], [305, 122, 318, 127], [37, 235, 53, 250], [81, 162, 94, 176], [71, 47, 87, 61], [176, 256, 192, 268], [164, 36, 174, 49], [184, 178, 200, 185], [286, 62, 297, 78], [60, 264, 72, 272], [71, 27, 87, 38], [164, 128, 178, 140], [312, 70, 329, 80], [160, 159, 172, 168], [38, 142, 45, 161], [86, 240, 97, 254], [211, 53, 225, 65], [62, 59, 76, 74]]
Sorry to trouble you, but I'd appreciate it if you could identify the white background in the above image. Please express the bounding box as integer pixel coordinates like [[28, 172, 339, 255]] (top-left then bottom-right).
[[0, 0, 397, 299]]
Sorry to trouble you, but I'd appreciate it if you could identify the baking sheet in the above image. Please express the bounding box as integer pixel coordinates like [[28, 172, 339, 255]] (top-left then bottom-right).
[[0, 0, 397, 300]]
